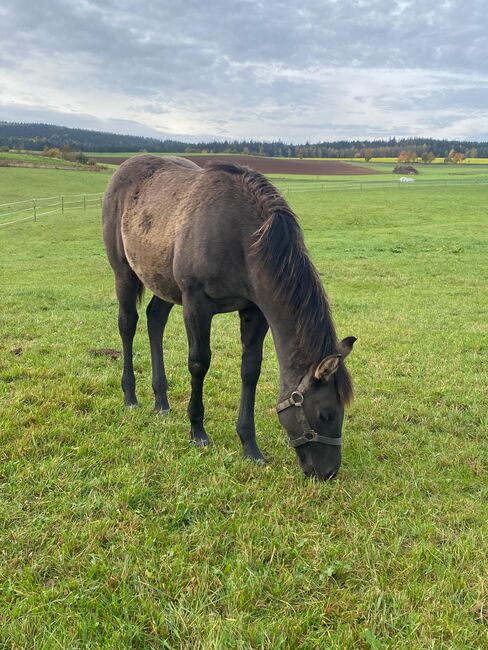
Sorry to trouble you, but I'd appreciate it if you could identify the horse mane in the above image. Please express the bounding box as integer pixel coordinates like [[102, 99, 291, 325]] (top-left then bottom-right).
[[205, 161, 353, 405]]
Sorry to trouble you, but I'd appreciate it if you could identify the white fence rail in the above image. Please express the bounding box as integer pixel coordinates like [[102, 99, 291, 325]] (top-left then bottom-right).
[[2, 178, 488, 228], [279, 177, 488, 194], [0, 192, 104, 228]]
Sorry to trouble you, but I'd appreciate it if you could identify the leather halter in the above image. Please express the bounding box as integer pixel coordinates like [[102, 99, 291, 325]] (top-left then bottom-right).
[[276, 376, 342, 448]]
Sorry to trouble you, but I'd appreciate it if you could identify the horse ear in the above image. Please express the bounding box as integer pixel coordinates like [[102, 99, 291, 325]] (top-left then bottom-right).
[[337, 336, 357, 359], [314, 355, 341, 381]]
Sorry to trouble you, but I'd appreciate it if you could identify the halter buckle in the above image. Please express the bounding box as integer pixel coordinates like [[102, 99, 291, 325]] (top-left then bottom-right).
[[290, 391, 304, 406]]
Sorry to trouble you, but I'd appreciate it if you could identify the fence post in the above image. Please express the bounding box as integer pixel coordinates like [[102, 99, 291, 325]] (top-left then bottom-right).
[[33, 199, 37, 222], [61, 196, 64, 215], [83, 196, 86, 211]]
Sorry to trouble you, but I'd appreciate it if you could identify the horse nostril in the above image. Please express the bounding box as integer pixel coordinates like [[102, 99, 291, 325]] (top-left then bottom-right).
[[321, 468, 338, 481], [301, 466, 338, 480]]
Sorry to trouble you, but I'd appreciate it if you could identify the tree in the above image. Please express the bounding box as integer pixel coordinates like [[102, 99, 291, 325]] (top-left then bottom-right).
[[61, 143, 74, 160], [421, 151, 435, 164], [448, 150, 465, 163], [364, 147, 373, 161], [42, 146, 61, 158], [398, 150, 417, 163]]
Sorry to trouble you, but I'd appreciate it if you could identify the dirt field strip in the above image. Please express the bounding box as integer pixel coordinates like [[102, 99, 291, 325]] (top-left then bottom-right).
[[91, 154, 380, 176]]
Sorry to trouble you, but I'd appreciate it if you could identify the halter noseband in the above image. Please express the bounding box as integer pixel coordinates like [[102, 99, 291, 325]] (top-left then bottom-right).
[[276, 376, 342, 448]]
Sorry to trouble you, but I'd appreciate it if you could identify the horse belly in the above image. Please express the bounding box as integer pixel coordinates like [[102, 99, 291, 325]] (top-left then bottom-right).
[[121, 212, 182, 304], [134, 261, 182, 305]]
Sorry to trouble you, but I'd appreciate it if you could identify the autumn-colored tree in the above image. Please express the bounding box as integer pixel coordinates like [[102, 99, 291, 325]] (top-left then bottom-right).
[[364, 147, 374, 161], [398, 150, 417, 163], [421, 151, 435, 164], [42, 146, 61, 158], [448, 150, 466, 163]]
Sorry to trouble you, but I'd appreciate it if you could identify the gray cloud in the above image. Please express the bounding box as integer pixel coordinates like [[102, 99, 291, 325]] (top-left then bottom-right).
[[1, 0, 488, 140]]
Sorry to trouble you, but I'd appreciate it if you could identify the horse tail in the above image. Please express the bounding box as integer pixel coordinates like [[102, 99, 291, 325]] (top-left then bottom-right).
[[137, 278, 145, 306]]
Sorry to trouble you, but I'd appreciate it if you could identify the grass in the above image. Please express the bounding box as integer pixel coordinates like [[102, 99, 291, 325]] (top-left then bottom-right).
[[0, 167, 111, 204], [0, 166, 487, 648], [85, 151, 488, 168], [0, 151, 97, 170], [348, 161, 488, 179]]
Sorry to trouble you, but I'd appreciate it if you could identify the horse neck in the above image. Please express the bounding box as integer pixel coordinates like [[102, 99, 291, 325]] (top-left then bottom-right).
[[257, 296, 313, 399]]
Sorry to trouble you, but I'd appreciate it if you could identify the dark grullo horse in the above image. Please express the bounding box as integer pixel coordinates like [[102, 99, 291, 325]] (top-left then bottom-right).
[[103, 155, 356, 480]]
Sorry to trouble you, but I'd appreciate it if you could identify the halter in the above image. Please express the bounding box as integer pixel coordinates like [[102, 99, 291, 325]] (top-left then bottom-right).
[[276, 375, 342, 448]]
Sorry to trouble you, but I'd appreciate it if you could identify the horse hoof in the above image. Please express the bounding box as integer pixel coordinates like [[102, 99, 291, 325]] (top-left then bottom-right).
[[155, 407, 170, 415], [245, 454, 265, 465], [125, 403, 139, 409], [243, 444, 265, 463], [192, 437, 210, 448]]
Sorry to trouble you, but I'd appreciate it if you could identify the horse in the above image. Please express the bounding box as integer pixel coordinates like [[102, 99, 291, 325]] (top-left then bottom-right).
[[102, 155, 356, 480]]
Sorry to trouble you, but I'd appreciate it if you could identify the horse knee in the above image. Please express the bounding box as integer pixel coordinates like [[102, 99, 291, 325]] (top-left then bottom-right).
[[188, 358, 210, 379], [241, 365, 260, 386]]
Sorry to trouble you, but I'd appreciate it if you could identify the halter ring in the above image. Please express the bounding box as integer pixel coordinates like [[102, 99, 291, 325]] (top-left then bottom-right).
[[290, 391, 304, 406]]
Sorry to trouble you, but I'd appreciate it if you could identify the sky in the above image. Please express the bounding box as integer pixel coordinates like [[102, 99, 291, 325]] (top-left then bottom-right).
[[1, 0, 488, 143]]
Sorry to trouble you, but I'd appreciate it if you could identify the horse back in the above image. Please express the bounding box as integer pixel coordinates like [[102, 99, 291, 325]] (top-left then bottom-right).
[[103, 156, 261, 308]]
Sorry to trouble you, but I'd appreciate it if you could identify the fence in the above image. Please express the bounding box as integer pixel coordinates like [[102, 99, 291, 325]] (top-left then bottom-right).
[[2, 177, 488, 228], [0, 192, 104, 228], [279, 177, 488, 195]]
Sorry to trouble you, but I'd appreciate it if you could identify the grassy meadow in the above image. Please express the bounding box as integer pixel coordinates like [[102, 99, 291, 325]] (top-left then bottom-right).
[[0, 164, 487, 648]]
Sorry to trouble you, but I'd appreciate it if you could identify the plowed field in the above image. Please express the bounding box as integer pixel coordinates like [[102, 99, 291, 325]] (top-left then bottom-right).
[[94, 154, 379, 175]]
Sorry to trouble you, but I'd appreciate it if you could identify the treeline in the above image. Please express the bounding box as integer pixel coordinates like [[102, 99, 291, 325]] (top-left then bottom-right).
[[1, 122, 487, 158]]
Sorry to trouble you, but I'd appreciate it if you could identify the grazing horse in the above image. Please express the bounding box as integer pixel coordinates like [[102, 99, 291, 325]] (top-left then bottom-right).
[[103, 156, 356, 479]]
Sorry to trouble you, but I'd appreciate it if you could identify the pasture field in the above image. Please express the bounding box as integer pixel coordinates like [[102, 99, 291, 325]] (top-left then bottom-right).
[[0, 166, 487, 648], [0, 167, 112, 205], [339, 158, 488, 165], [0, 151, 96, 171]]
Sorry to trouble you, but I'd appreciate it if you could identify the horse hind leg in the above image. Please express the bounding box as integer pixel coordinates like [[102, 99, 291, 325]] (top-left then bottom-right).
[[146, 295, 173, 413], [115, 267, 142, 407]]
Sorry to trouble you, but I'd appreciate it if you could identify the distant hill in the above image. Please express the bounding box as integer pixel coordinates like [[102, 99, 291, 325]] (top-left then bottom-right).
[[1, 121, 487, 158], [0, 122, 187, 153]]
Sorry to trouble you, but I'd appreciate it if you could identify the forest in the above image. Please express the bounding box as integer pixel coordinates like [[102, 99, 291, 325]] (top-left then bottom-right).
[[0, 121, 486, 158]]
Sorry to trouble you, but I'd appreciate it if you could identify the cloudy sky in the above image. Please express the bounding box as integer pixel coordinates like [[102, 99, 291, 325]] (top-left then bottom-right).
[[1, 0, 488, 142]]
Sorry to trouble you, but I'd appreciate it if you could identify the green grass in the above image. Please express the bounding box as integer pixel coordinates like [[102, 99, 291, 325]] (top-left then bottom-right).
[[350, 161, 488, 179], [0, 167, 111, 204], [0, 151, 98, 171], [0, 167, 487, 648]]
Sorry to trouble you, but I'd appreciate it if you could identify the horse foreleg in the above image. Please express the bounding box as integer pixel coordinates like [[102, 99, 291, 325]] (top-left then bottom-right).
[[237, 304, 269, 461], [146, 296, 173, 413], [183, 294, 214, 446]]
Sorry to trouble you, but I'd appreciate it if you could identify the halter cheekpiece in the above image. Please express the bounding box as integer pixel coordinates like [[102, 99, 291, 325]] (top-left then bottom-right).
[[276, 376, 342, 448]]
